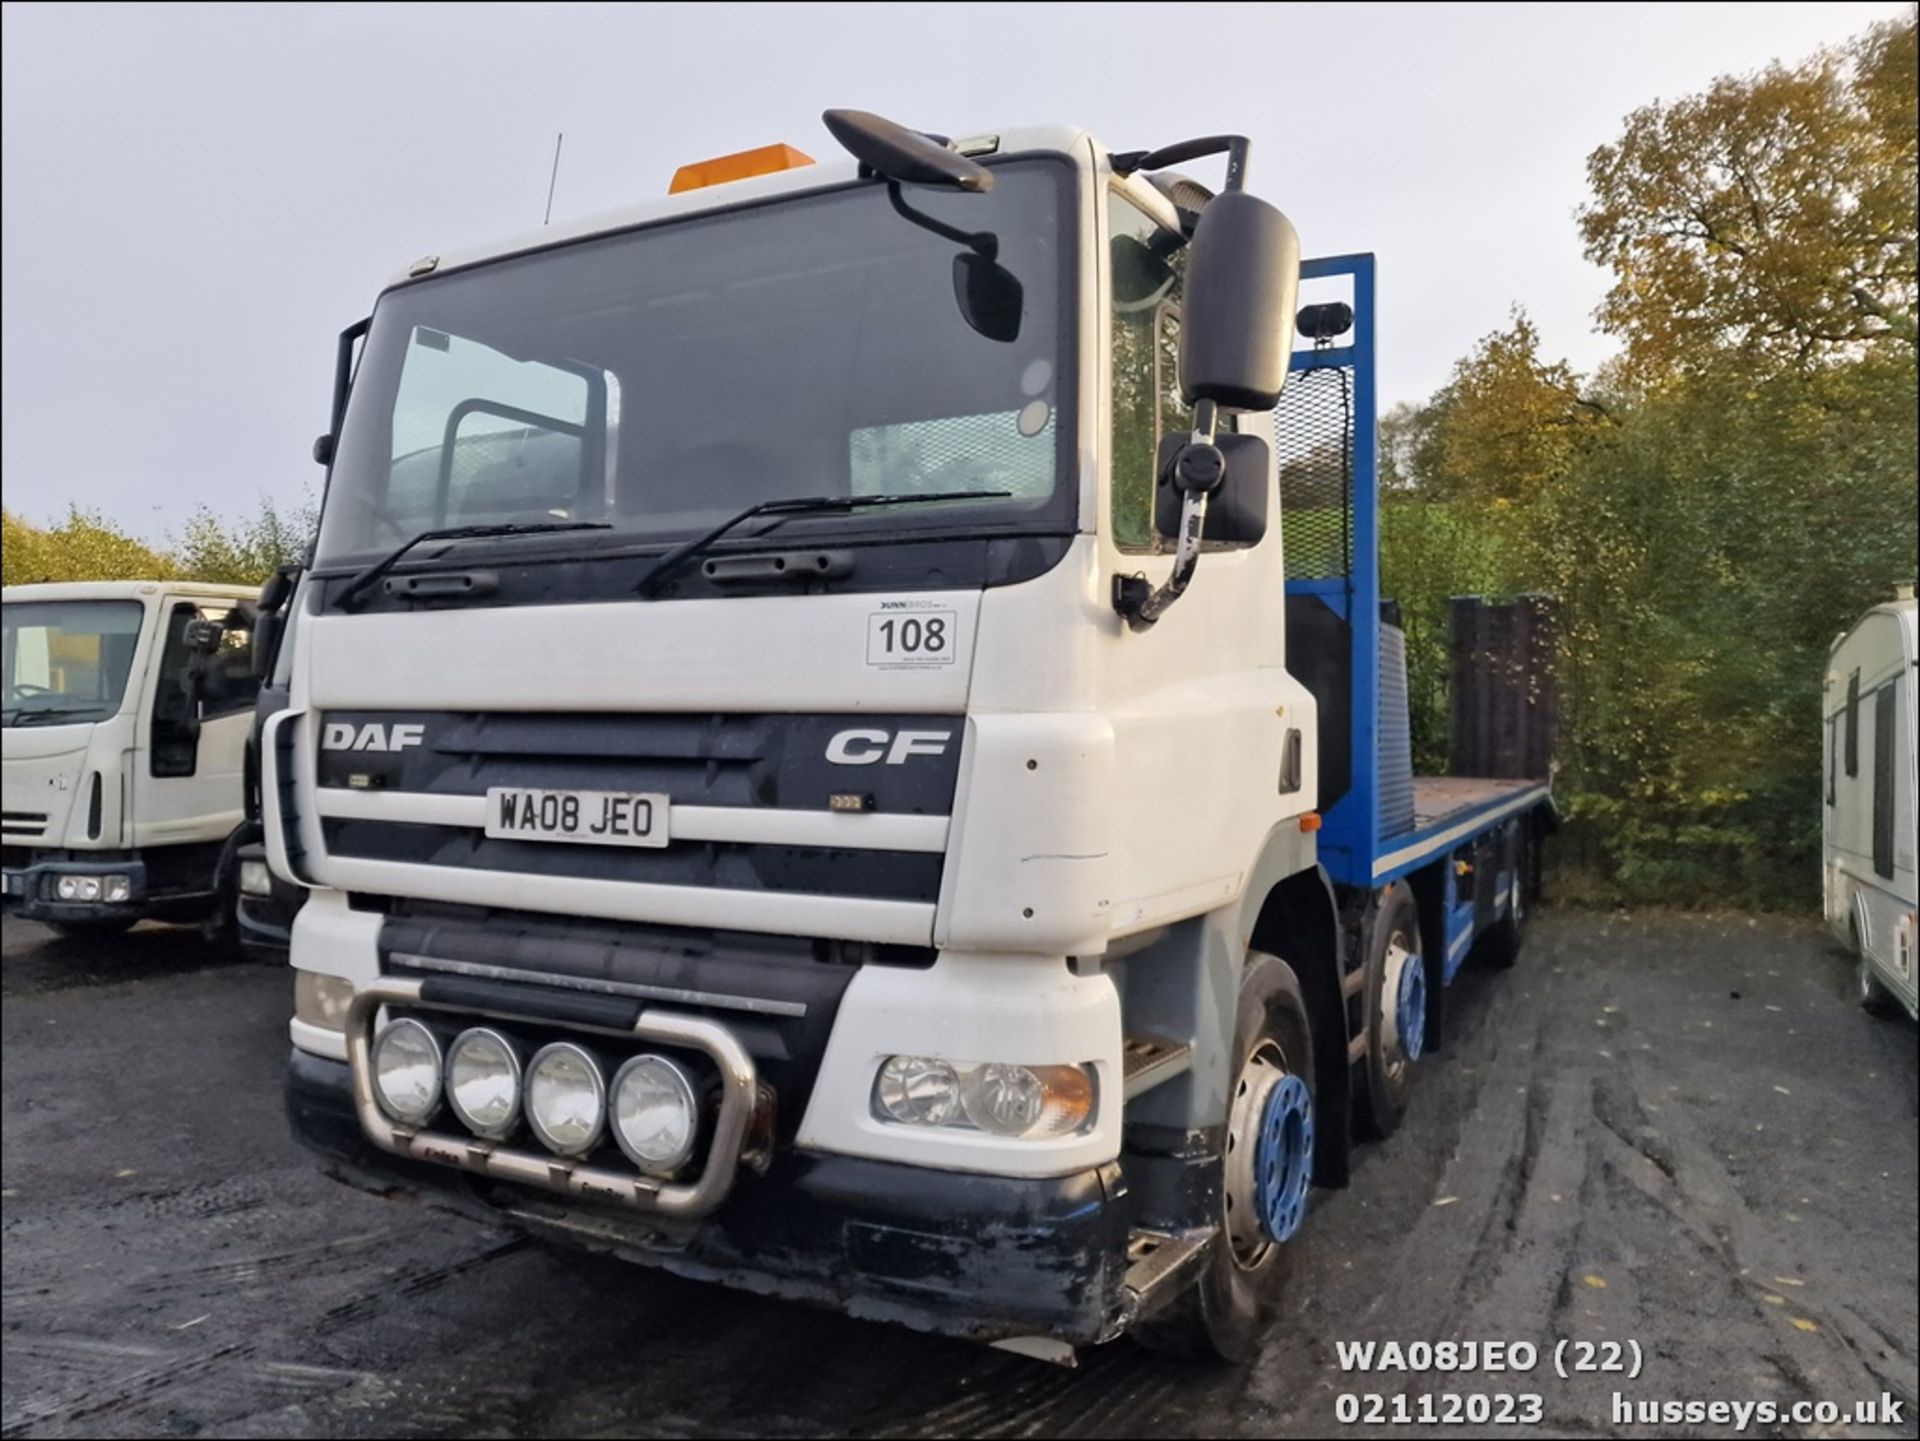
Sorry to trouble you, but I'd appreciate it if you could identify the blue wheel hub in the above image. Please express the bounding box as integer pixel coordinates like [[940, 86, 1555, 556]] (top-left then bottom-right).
[[1396, 949, 1427, 1063], [1253, 1072, 1314, 1244]]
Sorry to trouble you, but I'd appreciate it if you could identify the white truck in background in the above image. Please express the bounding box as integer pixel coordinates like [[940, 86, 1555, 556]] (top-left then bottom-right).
[[1824, 586, 1918, 1020], [267, 111, 1556, 1361], [2, 580, 261, 939]]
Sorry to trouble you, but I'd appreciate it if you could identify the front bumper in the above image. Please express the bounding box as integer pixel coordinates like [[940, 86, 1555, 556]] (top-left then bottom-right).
[[287, 1046, 1128, 1345], [1, 856, 147, 924]]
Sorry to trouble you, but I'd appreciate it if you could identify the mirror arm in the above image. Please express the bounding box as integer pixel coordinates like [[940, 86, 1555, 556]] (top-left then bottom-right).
[[885, 183, 995, 256], [1113, 400, 1224, 632]]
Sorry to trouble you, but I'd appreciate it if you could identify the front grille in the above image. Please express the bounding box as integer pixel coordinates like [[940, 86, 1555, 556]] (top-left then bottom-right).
[[2, 810, 49, 839], [311, 711, 961, 907]]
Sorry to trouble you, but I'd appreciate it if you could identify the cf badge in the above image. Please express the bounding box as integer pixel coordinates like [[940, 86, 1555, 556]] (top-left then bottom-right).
[[825, 729, 952, 766]]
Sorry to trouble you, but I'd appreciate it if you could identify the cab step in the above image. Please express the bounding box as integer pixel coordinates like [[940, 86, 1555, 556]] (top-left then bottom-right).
[[1121, 1227, 1211, 1314], [1122, 1033, 1193, 1101]]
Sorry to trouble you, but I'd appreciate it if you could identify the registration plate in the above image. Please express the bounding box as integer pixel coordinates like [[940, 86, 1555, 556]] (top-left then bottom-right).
[[484, 787, 669, 849]]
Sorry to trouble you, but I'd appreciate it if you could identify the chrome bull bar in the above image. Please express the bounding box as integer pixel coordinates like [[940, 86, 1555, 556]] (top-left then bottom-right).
[[344, 977, 758, 1218]]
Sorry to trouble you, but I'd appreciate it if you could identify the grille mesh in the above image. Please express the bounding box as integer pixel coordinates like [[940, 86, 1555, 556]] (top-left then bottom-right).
[[1274, 364, 1354, 580]]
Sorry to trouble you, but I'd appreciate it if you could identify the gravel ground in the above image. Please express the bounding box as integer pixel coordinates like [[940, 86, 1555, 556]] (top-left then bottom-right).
[[2, 907, 1915, 1439]]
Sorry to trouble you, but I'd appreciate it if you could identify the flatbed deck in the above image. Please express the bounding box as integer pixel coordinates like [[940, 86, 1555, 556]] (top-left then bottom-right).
[[1370, 774, 1551, 884], [1411, 776, 1541, 830]]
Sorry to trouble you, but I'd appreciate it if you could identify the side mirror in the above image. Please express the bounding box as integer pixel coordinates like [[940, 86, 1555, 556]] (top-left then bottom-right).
[[952, 252, 1023, 343], [1154, 431, 1269, 545], [258, 565, 296, 616], [250, 611, 285, 681], [312, 433, 335, 466], [1179, 191, 1300, 412], [183, 618, 226, 655]]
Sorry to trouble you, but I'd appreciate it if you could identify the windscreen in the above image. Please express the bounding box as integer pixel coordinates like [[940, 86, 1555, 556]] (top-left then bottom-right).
[[315, 160, 1074, 567], [2, 600, 145, 726]]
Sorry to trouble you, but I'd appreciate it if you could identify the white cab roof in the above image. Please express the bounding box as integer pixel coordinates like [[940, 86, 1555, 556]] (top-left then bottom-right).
[[2, 580, 260, 605], [386, 123, 1095, 287]]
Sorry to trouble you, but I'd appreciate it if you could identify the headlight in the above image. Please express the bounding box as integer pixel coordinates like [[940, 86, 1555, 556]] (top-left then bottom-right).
[[294, 971, 354, 1031], [874, 1057, 1095, 1139], [874, 1055, 961, 1126], [446, 1028, 523, 1140], [101, 874, 131, 903], [54, 875, 102, 902], [610, 1054, 699, 1175], [370, 1018, 443, 1124], [525, 1042, 606, 1156], [239, 859, 272, 897]]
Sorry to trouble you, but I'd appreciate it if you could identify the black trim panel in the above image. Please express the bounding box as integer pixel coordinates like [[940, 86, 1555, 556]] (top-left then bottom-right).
[[324, 818, 942, 902], [315, 710, 964, 816]]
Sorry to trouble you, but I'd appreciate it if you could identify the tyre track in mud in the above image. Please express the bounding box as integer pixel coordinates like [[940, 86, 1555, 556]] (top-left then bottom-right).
[[5, 910, 1916, 1439]]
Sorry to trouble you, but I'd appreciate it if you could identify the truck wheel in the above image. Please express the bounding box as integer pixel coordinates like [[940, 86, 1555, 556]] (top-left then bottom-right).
[[44, 917, 136, 940], [1133, 952, 1315, 1363], [1481, 834, 1533, 971], [200, 830, 248, 959], [1358, 883, 1425, 1139]]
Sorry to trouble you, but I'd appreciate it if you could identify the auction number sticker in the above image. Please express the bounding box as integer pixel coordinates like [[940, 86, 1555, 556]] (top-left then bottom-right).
[[866, 602, 958, 669]]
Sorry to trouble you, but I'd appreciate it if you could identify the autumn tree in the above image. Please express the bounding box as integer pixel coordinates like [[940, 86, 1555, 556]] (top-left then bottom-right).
[[1404, 312, 1610, 507], [1579, 10, 1918, 374], [2, 495, 315, 588], [169, 495, 317, 585], [1, 507, 178, 586]]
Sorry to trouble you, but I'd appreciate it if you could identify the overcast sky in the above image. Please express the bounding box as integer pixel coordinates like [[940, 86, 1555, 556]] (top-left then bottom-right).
[[2, 1, 1904, 537]]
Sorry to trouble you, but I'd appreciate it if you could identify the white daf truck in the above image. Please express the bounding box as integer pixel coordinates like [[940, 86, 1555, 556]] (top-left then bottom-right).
[[3, 580, 260, 937], [1823, 586, 1918, 1021], [268, 111, 1554, 1361]]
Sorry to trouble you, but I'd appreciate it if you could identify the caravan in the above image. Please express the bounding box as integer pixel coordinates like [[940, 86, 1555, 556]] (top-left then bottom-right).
[[1823, 587, 1918, 1020]]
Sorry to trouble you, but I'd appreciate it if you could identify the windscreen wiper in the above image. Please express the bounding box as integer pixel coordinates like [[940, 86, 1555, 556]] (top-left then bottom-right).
[[636, 491, 1010, 598], [335, 521, 612, 611]]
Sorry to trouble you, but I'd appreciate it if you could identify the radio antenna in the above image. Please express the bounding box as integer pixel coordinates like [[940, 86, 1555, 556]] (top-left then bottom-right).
[[544, 132, 564, 225]]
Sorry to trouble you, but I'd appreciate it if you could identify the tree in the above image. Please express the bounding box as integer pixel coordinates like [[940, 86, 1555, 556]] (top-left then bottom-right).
[[1, 507, 178, 586], [1579, 11, 1919, 375], [1405, 312, 1610, 507], [2, 494, 315, 588], [169, 495, 317, 585]]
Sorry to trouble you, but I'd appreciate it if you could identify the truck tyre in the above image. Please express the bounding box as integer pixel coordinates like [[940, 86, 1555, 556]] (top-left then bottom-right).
[[1358, 882, 1425, 1139], [201, 830, 247, 959], [1481, 831, 1534, 971], [1133, 951, 1316, 1363], [44, 917, 136, 941]]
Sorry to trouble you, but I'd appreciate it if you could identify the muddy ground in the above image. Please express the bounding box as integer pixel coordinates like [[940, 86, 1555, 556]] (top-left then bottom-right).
[[2, 908, 1915, 1438]]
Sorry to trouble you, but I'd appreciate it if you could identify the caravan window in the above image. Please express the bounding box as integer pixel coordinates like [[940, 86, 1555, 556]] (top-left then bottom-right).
[[1872, 683, 1897, 879], [1844, 670, 1861, 777]]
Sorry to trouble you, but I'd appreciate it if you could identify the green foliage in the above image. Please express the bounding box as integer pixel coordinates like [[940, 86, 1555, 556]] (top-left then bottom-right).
[[2, 506, 180, 585], [2, 494, 314, 590], [1579, 11, 1917, 374], [169, 496, 318, 585], [1385, 10, 1917, 910]]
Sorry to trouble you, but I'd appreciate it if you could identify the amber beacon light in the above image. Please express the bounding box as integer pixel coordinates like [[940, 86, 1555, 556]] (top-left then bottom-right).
[[669, 143, 816, 194]]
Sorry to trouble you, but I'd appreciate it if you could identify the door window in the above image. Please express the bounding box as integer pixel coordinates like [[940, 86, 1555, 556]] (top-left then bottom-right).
[[1108, 192, 1187, 550]]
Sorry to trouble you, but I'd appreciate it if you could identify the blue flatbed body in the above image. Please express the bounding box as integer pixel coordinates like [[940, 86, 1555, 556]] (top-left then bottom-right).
[[1280, 255, 1553, 939]]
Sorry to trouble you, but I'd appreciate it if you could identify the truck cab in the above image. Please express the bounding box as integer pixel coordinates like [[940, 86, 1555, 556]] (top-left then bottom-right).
[[272, 113, 1552, 1361], [3, 580, 261, 935]]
